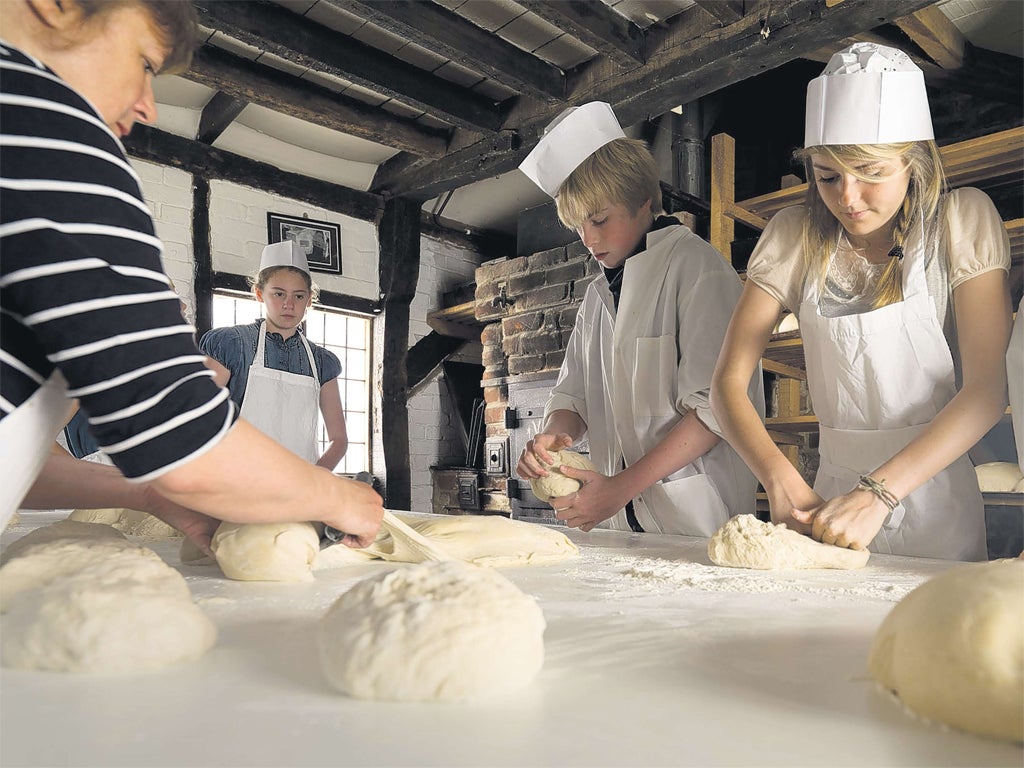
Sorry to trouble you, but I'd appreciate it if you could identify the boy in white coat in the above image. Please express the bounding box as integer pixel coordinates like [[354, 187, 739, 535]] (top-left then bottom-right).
[[516, 102, 764, 536]]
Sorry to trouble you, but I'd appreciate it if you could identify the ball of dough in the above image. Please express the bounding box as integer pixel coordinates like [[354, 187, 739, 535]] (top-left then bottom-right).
[[68, 507, 181, 539], [1, 537, 216, 673], [975, 462, 1024, 493], [708, 514, 870, 570], [318, 561, 546, 701], [1, 520, 124, 566], [869, 559, 1023, 742], [529, 449, 598, 503], [211, 522, 320, 582], [1, 536, 168, 611]]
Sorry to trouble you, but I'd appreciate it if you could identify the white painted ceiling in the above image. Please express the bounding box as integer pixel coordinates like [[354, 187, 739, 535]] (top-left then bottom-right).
[[152, 0, 1023, 237]]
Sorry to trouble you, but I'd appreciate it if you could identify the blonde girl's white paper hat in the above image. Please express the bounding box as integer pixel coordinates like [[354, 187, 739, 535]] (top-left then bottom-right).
[[805, 42, 933, 147], [259, 240, 309, 274], [519, 101, 626, 197]]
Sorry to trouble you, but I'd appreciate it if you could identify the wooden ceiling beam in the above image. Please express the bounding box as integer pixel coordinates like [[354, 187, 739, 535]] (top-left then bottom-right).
[[196, 91, 247, 145], [330, 0, 564, 102], [125, 124, 383, 222], [583, 0, 937, 127], [691, 0, 746, 27], [188, 45, 449, 158], [195, 0, 503, 133], [516, 0, 645, 68], [371, 0, 936, 199], [894, 5, 965, 69]]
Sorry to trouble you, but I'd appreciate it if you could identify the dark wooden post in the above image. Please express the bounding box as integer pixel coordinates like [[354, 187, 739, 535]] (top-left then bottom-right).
[[191, 176, 214, 337], [378, 197, 421, 510]]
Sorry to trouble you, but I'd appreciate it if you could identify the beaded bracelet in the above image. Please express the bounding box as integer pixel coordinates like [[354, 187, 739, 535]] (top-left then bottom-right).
[[857, 475, 900, 512]]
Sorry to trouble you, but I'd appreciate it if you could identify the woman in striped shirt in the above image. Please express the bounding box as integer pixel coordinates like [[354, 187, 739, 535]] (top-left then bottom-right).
[[1, 0, 382, 552]]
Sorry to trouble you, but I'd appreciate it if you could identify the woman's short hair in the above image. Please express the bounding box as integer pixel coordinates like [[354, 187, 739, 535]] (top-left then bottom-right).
[[77, 0, 198, 74], [555, 138, 663, 229]]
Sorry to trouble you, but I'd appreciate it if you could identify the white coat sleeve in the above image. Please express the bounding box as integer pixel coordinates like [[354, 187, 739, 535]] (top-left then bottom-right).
[[675, 262, 749, 437], [544, 302, 590, 428]]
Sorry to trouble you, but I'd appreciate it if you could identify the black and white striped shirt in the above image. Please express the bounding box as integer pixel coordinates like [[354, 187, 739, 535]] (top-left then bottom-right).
[[0, 41, 235, 482]]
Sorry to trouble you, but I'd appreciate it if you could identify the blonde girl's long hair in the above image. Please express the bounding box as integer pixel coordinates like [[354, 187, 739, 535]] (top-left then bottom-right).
[[795, 141, 946, 309]]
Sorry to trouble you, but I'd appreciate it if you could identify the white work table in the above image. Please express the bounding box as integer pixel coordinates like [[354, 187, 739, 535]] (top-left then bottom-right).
[[1, 510, 1020, 768]]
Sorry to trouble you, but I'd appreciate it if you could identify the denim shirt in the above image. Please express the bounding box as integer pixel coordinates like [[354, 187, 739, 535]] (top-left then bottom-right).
[[199, 320, 341, 409]]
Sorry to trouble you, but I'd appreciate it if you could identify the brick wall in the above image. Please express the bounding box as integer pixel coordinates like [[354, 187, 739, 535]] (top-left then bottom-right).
[[473, 241, 600, 512]]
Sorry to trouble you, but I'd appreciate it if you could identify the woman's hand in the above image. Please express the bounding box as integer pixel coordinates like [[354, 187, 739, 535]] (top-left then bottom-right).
[[322, 476, 384, 548], [549, 466, 632, 532], [516, 432, 573, 480], [765, 477, 823, 536], [791, 489, 889, 550], [139, 484, 221, 557]]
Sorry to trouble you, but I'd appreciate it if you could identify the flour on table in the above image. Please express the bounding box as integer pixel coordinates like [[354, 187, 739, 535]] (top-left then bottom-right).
[[211, 521, 320, 582], [318, 560, 546, 702], [708, 514, 869, 570], [868, 558, 1024, 742], [529, 449, 597, 503], [316, 513, 578, 569], [68, 507, 181, 539], [0, 522, 215, 673]]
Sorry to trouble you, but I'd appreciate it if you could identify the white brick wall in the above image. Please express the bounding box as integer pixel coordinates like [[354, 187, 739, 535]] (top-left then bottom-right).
[[130, 159, 484, 514], [407, 234, 482, 513], [208, 181, 379, 301], [131, 158, 197, 320]]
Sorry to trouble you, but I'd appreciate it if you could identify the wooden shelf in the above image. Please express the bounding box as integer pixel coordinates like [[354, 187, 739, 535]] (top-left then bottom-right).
[[765, 415, 819, 433], [426, 300, 483, 340]]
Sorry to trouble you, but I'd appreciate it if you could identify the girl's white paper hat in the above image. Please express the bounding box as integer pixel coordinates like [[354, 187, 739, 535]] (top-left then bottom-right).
[[259, 240, 309, 274], [519, 102, 626, 197], [805, 42, 933, 147]]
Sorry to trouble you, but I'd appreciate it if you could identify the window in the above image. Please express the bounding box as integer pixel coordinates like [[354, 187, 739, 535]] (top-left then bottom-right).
[[210, 292, 371, 474]]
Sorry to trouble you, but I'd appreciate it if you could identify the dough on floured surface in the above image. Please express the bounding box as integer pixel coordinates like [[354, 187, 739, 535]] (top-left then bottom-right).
[[211, 521, 320, 582], [868, 559, 1023, 742], [0, 525, 215, 673], [529, 449, 598, 502], [316, 513, 578, 569], [708, 514, 870, 570], [975, 462, 1024, 493], [68, 507, 181, 539], [318, 560, 546, 702], [0, 519, 124, 566]]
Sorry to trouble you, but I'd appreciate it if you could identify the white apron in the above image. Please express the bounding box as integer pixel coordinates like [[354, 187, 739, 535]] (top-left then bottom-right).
[[239, 322, 320, 464], [1008, 301, 1023, 474], [0, 370, 71, 526], [799, 231, 987, 560]]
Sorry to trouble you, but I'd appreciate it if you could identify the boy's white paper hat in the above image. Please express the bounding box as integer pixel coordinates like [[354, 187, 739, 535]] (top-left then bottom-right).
[[519, 102, 626, 197], [259, 240, 309, 274], [805, 42, 933, 147]]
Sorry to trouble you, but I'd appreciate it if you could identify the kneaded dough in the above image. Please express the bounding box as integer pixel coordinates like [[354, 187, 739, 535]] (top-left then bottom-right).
[[975, 462, 1024, 493], [211, 521, 320, 582], [316, 513, 578, 569], [0, 527, 216, 673], [708, 514, 870, 570], [1, 519, 124, 566], [529, 449, 598, 502], [318, 560, 546, 701], [68, 507, 182, 539], [868, 559, 1023, 742]]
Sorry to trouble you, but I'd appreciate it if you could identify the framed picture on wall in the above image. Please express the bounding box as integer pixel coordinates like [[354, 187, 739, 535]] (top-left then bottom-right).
[[267, 213, 342, 274]]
